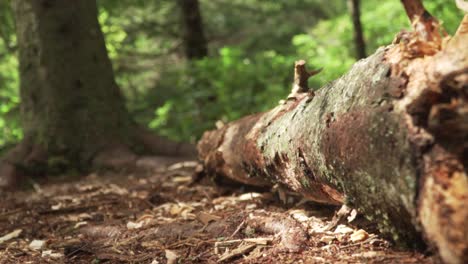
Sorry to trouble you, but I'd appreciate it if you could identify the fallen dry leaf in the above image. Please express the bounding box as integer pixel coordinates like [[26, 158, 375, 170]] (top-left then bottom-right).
[[169, 203, 195, 219], [0, 229, 22, 243], [106, 184, 128, 196], [334, 225, 354, 234], [238, 192, 262, 201], [51, 203, 64, 210], [165, 249, 179, 264], [127, 221, 144, 230], [350, 229, 369, 243], [347, 209, 358, 223], [320, 235, 335, 244], [41, 250, 63, 259], [289, 209, 309, 222], [351, 251, 381, 258], [74, 221, 88, 228], [196, 211, 222, 225], [167, 161, 198, 171], [172, 176, 192, 183], [29, 239, 46, 250]]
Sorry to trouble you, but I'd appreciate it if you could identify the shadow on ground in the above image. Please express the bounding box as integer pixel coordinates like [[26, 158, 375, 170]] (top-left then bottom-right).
[[0, 156, 434, 263]]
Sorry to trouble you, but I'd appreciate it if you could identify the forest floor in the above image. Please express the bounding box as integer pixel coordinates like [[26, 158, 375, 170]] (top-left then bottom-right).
[[0, 157, 436, 263]]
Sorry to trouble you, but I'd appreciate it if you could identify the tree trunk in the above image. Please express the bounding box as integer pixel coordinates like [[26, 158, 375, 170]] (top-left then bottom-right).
[[0, 0, 195, 187], [198, 30, 468, 264], [178, 0, 208, 59], [13, 0, 134, 164], [348, 0, 366, 59]]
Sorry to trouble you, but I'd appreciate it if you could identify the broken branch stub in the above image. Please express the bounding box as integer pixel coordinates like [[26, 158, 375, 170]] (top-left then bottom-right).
[[400, 0, 442, 42], [198, 25, 468, 264], [288, 60, 321, 99]]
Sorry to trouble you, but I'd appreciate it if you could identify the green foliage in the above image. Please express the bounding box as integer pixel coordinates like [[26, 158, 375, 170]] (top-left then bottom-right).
[[0, 0, 464, 148], [94, 0, 345, 142], [98, 10, 127, 59], [0, 3, 21, 153], [149, 47, 295, 141], [292, 0, 463, 87], [0, 53, 21, 149]]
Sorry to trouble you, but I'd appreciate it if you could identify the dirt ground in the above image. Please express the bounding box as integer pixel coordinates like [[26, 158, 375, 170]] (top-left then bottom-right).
[[0, 157, 436, 263]]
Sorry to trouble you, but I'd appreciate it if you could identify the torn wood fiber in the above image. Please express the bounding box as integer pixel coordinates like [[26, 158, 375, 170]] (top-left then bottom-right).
[[198, 32, 467, 264]]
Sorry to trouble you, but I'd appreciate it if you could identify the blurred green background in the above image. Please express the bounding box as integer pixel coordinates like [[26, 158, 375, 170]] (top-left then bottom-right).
[[0, 0, 463, 152]]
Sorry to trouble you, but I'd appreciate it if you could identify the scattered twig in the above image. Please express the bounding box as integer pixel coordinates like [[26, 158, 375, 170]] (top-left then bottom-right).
[[217, 242, 257, 263], [228, 220, 245, 239], [64, 243, 90, 258], [322, 205, 353, 232], [215, 237, 272, 248]]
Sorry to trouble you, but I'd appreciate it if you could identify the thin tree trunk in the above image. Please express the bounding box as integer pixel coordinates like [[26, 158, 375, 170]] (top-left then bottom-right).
[[198, 28, 468, 264], [178, 0, 208, 59], [348, 0, 366, 59]]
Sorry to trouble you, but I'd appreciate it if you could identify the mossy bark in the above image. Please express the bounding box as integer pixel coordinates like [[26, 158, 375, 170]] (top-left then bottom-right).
[[198, 34, 468, 263]]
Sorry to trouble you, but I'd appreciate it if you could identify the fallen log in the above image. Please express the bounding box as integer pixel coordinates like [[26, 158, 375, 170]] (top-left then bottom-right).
[[198, 15, 468, 264]]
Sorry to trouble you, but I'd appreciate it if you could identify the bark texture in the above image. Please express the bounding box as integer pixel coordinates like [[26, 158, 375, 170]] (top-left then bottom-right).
[[13, 0, 132, 164], [198, 32, 468, 263], [0, 0, 195, 186], [178, 0, 208, 59]]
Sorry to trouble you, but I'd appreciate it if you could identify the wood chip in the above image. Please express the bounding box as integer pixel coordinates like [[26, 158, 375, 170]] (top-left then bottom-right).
[[196, 212, 222, 225], [217, 242, 257, 263], [215, 237, 272, 248], [74, 221, 88, 229], [289, 209, 310, 222], [29, 239, 46, 250], [238, 192, 262, 201], [347, 209, 358, 223], [0, 229, 22, 243], [350, 229, 369, 243], [127, 221, 144, 230], [172, 176, 193, 183], [320, 235, 335, 244], [165, 249, 179, 264], [334, 225, 354, 234], [167, 161, 198, 170], [41, 250, 63, 259]]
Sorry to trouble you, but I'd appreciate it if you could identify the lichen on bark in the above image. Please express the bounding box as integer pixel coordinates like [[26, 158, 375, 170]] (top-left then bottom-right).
[[198, 31, 467, 263]]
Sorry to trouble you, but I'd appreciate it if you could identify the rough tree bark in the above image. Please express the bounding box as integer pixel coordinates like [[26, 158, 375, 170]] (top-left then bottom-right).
[[198, 10, 468, 264], [178, 0, 208, 59], [348, 0, 366, 59], [0, 0, 195, 188]]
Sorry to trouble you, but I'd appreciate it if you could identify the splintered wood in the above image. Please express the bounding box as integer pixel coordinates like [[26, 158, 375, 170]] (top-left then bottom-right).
[[198, 12, 467, 264]]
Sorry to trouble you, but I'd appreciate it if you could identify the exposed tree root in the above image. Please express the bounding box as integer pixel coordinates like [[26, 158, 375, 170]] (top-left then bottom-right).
[[0, 127, 196, 189]]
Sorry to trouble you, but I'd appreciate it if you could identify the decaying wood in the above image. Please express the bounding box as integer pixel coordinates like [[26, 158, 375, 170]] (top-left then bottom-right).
[[287, 60, 321, 98], [198, 19, 468, 264], [401, 0, 443, 43]]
